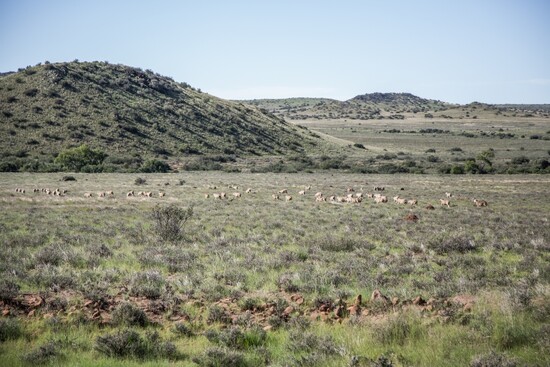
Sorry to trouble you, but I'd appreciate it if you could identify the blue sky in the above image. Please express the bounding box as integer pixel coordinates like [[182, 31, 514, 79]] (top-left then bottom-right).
[[1, 0, 549, 103]]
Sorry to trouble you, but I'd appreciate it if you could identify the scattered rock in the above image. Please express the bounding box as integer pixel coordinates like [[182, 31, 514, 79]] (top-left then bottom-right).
[[425, 204, 435, 210]]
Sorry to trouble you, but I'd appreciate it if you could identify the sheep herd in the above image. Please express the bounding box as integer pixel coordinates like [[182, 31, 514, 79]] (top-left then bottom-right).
[[11, 183, 489, 209]]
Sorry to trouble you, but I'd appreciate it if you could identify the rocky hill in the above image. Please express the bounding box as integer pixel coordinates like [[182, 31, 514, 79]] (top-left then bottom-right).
[[0, 61, 325, 171]]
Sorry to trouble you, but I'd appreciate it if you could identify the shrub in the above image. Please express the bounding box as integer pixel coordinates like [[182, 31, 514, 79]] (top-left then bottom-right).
[[134, 177, 146, 185], [205, 326, 266, 350], [0, 318, 23, 342], [511, 156, 530, 165], [111, 303, 148, 327], [450, 165, 465, 174], [54, 144, 107, 172], [0, 278, 20, 302], [95, 330, 147, 358], [193, 346, 248, 367], [95, 330, 179, 360], [140, 159, 171, 173], [129, 271, 165, 299], [429, 236, 476, 254], [151, 204, 193, 242], [61, 175, 76, 181], [22, 341, 62, 364], [207, 305, 231, 324], [470, 350, 517, 367]]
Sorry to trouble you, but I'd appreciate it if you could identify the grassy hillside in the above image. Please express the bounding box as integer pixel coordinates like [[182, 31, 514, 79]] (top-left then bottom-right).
[[0, 61, 326, 171]]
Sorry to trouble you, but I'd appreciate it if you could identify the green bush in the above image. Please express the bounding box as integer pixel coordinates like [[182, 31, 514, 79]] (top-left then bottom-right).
[[140, 159, 171, 173], [54, 144, 107, 172], [95, 330, 179, 360], [111, 303, 148, 327], [151, 204, 193, 242], [0, 318, 23, 342]]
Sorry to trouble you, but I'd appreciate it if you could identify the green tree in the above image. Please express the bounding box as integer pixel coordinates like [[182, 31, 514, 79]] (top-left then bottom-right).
[[476, 149, 495, 172], [54, 144, 107, 172]]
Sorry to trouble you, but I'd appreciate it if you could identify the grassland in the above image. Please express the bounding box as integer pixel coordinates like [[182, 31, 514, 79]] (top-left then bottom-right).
[[1, 172, 548, 366]]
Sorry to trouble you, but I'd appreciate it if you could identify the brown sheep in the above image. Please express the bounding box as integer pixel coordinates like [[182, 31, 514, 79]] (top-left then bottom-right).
[[440, 199, 451, 207], [473, 198, 488, 207]]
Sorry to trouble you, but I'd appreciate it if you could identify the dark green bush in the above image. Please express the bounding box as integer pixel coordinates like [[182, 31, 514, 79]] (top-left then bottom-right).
[[95, 330, 179, 360], [22, 341, 62, 364], [0, 318, 23, 342], [193, 346, 248, 367], [111, 303, 148, 327], [140, 159, 171, 173], [54, 144, 107, 172]]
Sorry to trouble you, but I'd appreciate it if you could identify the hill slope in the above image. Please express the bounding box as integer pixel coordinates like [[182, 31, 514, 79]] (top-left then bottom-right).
[[0, 61, 325, 170]]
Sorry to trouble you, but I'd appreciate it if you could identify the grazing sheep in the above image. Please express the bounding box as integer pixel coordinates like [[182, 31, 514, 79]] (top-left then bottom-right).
[[396, 198, 407, 204], [127, 191, 135, 197], [213, 193, 221, 199], [145, 192, 152, 197], [445, 192, 453, 198], [327, 195, 335, 202], [220, 192, 227, 199], [84, 192, 93, 198], [285, 195, 292, 201], [314, 192, 323, 198], [473, 198, 488, 207], [98, 192, 106, 197], [375, 195, 388, 203], [407, 199, 418, 206], [367, 193, 374, 199], [272, 194, 280, 200], [137, 191, 144, 196], [204, 193, 210, 199], [347, 187, 355, 192], [355, 193, 363, 199], [305, 185, 311, 191], [393, 195, 401, 202], [298, 190, 306, 195], [233, 192, 241, 198], [316, 195, 327, 202], [106, 191, 114, 196], [159, 192, 166, 198], [440, 199, 451, 207], [278, 189, 288, 194], [245, 188, 252, 194]]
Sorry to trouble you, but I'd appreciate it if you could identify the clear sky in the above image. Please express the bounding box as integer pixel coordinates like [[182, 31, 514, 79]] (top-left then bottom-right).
[[1, 0, 549, 103]]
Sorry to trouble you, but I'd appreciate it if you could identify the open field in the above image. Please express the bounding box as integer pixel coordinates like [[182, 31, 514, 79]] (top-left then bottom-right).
[[293, 114, 550, 174], [1, 172, 549, 366]]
